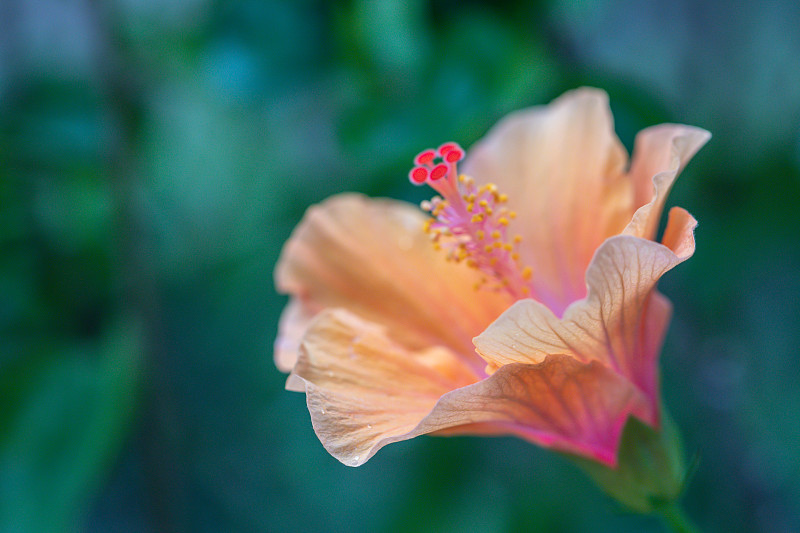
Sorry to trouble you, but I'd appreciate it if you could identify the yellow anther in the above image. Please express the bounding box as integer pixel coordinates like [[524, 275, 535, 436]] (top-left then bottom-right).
[[509, 211, 517, 219], [521, 266, 533, 280], [421, 170, 526, 298]]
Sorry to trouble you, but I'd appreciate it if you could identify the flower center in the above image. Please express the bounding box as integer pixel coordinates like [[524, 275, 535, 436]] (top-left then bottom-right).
[[409, 143, 534, 300]]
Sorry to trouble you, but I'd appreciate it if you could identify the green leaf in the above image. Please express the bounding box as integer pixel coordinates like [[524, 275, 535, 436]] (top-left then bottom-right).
[[0, 318, 143, 532]]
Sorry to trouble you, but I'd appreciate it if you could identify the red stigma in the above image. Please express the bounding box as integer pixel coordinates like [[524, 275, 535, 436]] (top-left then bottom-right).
[[430, 164, 448, 181], [415, 149, 436, 166], [409, 166, 429, 185], [408, 141, 462, 190], [438, 142, 459, 156], [445, 148, 464, 163]]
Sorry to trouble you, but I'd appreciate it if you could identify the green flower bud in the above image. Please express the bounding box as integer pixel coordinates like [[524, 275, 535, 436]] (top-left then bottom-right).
[[569, 407, 689, 514]]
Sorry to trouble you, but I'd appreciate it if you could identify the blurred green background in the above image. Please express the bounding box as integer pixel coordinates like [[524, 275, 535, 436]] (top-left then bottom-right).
[[1, 0, 798, 531]]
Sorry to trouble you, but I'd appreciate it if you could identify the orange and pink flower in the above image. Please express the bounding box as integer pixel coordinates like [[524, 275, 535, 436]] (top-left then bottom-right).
[[274, 88, 709, 467]]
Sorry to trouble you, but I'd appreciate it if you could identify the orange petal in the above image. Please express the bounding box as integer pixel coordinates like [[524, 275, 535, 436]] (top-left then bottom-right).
[[624, 124, 710, 240], [660, 206, 699, 259], [292, 309, 479, 466], [462, 88, 630, 315], [274, 298, 318, 372], [421, 356, 650, 466], [275, 193, 512, 373], [295, 310, 644, 466], [474, 209, 697, 424]]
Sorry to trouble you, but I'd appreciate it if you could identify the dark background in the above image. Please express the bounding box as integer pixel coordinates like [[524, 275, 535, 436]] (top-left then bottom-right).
[[1, 0, 798, 531]]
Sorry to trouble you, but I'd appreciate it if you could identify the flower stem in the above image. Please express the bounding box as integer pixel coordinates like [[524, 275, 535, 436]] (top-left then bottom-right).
[[654, 501, 701, 533]]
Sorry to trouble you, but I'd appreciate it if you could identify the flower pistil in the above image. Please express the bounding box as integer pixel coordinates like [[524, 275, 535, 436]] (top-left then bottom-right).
[[409, 143, 534, 299]]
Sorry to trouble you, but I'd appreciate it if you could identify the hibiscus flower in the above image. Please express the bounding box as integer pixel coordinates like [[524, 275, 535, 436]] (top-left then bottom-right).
[[274, 88, 709, 468]]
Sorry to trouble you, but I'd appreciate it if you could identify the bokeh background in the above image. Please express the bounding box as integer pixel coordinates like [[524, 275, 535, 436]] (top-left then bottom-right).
[[1, 0, 799, 531]]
